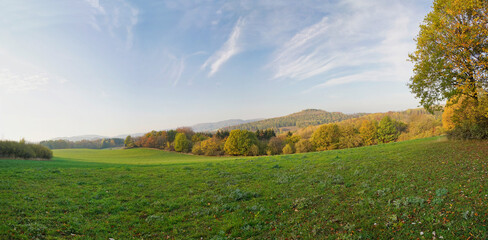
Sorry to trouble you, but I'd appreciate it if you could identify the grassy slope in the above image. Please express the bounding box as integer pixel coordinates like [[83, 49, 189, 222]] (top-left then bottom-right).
[[1, 137, 487, 239]]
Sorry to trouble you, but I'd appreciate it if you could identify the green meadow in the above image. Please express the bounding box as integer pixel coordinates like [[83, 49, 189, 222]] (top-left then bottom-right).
[[1, 137, 488, 239]]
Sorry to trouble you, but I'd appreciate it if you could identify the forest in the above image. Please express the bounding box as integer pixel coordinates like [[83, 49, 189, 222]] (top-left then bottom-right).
[[126, 108, 444, 156], [223, 109, 367, 132], [40, 138, 125, 150]]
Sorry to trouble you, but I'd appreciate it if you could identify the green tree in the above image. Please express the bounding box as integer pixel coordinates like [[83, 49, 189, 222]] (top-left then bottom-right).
[[409, 0, 488, 113], [377, 116, 399, 143], [311, 124, 341, 151], [174, 133, 191, 152], [124, 135, 134, 148], [224, 130, 258, 156]]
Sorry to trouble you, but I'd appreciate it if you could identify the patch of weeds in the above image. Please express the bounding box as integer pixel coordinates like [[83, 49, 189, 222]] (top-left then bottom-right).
[[376, 188, 390, 197], [331, 174, 344, 185], [406, 196, 425, 207], [146, 214, 165, 223], [23, 222, 47, 238], [271, 164, 282, 169], [435, 188, 448, 197], [292, 197, 312, 210], [432, 198, 443, 205], [274, 173, 296, 184], [229, 188, 258, 202], [462, 210, 474, 220], [221, 203, 240, 212]]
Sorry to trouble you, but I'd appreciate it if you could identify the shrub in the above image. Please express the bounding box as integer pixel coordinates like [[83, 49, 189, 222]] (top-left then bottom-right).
[[0, 140, 52, 159]]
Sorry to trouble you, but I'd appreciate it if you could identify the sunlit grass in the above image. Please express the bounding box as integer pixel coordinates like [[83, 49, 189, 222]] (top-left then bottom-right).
[[1, 136, 487, 239]]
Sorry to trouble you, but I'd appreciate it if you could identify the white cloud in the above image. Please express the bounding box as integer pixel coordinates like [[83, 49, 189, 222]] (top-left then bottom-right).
[[84, 0, 105, 14], [161, 54, 185, 86], [0, 68, 51, 92], [84, 0, 139, 49], [201, 17, 245, 77], [267, 0, 423, 91]]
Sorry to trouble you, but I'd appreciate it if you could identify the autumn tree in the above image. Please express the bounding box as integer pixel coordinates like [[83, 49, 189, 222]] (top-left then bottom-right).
[[311, 124, 341, 151], [409, 0, 488, 137], [359, 120, 378, 146], [267, 137, 285, 155], [282, 143, 294, 154], [295, 139, 314, 153], [224, 130, 258, 156], [339, 125, 362, 149]]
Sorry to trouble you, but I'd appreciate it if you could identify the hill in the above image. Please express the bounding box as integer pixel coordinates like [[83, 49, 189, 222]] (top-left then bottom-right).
[[52, 134, 108, 141], [224, 109, 367, 132], [190, 118, 263, 132], [3, 137, 486, 239]]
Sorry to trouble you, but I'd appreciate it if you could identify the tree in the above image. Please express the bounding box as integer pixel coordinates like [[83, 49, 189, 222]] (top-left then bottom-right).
[[359, 120, 378, 146], [267, 137, 285, 155], [282, 144, 295, 154], [409, 0, 488, 112], [199, 137, 224, 156], [224, 130, 258, 156], [295, 139, 314, 153], [311, 124, 341, 151], [339, 125, 362, 149], [174, 133, 191, 152], [377, 116, 399, 143]]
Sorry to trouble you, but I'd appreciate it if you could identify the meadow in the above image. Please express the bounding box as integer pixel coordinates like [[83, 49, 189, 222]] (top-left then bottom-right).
[[1, 137, 488, 239]]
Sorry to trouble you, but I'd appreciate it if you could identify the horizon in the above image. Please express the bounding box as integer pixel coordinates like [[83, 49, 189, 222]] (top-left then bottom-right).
[[0, 0, 432, 142]]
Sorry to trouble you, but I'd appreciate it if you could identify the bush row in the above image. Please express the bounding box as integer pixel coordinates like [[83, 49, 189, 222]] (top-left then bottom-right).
[[0, 140, 53, 159]]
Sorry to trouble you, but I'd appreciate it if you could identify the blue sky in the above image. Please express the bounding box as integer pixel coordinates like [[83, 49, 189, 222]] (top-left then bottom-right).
[[0, 0, 432, 141]]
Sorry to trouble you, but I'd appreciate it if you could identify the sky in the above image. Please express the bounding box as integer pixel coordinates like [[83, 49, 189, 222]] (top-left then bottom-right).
[[0, 0, 433, 142]]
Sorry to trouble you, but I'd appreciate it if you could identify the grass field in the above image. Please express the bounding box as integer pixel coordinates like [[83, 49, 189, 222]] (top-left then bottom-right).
[[1, 137, 488, 239]]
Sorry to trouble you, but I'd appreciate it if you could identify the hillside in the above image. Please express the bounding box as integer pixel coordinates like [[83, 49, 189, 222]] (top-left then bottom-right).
[[2, 137, 487, 239], [224, 109, 367, 132], [190, 118, 263, 132], [52, 135, 108, 141]]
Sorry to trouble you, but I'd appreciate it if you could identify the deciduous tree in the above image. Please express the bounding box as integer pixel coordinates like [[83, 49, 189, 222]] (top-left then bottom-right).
[[409, 0, 488, 112]]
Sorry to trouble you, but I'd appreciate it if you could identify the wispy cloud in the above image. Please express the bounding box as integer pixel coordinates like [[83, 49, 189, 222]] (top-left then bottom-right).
[[201, 17, 245, 77], [161, 53, 185, 86], [268, 0, 422, 91], [0, 68, 56, 92], [84, 0, 139, 49]]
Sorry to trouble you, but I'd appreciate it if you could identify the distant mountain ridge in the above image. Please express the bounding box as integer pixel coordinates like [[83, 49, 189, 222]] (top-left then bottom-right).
[[47, 110, 366, 141], [52, 135, 110, 141], [223, 109, 368, 132], [46, 119, 262, 142]]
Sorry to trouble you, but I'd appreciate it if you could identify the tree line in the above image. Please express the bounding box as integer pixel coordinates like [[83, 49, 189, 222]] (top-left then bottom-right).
[[0, 140, 53, 159], [126, 110, 443, 156], [40, 138, 124, 149]]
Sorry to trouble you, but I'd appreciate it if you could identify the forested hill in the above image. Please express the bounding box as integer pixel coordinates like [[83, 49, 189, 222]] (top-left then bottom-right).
[[223, 109, 367, 132], [191, 119, 263, 132]]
